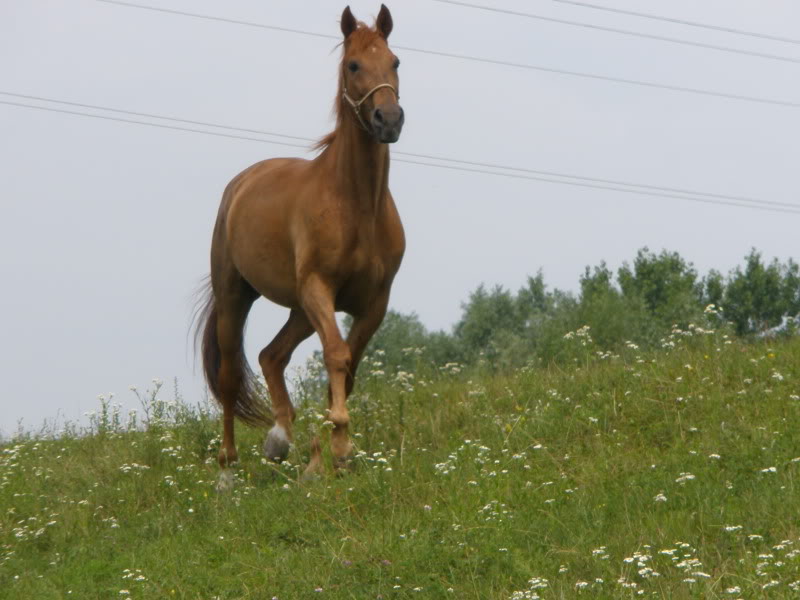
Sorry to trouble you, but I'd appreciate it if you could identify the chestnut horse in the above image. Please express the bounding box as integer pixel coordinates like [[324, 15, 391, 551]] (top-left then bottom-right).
[[196, 5, 405, 483]]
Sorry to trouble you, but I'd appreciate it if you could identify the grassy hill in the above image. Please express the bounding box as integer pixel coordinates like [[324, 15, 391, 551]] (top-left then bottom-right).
[[2, 325, 799, 599]]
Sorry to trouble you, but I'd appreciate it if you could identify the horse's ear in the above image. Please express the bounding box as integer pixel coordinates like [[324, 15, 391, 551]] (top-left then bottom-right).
[[341, 6, 357, 38], [376, 4, 393, 39]]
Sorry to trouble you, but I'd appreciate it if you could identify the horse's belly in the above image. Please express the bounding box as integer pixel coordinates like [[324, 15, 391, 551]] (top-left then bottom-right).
[[228, 229, 300, 309], [241, 266, 298, 309]]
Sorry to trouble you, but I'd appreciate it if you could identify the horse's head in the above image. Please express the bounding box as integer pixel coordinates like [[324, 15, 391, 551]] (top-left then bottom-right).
[[340, 5, 404, 144]]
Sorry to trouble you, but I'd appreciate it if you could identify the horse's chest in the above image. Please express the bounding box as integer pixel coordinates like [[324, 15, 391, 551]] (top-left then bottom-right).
[[345, 245, 387, 286], [334, 244, 393, 312]]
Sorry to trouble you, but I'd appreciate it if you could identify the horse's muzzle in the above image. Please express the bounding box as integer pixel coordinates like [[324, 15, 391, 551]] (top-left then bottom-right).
[[372, 104, 404, 144]]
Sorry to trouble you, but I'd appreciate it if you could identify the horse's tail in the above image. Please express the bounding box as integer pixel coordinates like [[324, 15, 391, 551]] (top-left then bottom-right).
[[193, 278, 273, 428]]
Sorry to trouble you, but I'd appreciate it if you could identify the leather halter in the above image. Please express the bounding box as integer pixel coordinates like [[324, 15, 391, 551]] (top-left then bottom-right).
[[342, 83, 399, 132]]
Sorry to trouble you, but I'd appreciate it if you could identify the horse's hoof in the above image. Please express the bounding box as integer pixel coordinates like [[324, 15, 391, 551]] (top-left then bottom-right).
[[216, 469, 235, 493], [300, 436, 324, 482], [299, 469, 322, 483], [333, 455, 355, 475], [263, 425, 291, 463]]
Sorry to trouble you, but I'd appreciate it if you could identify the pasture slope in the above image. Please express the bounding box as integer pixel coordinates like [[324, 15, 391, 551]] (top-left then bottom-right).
[[1, 326, 799, 599]]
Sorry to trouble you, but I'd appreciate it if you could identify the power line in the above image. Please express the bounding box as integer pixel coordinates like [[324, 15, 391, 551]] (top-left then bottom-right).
[[549, 0, 800, 46], [0, 91, 314, 144], [398, 150, 800, 211], [95, 0, 800, 110], [433, 0, 800, 65], [3, 97, 799, 216], [98, 0, 339, 42], [0, 100, 308, 149], [396, 157, 800, 215], [3, 90, 797, 211], [391, 48, 800, 109]]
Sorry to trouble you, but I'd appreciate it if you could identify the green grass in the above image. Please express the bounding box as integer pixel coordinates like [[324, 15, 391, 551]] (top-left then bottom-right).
[[2, 326, 800, 599]]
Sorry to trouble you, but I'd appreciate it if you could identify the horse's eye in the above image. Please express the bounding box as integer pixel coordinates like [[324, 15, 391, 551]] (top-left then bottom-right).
[[393, 58, 400, 70], [348, 61, 359, 73]]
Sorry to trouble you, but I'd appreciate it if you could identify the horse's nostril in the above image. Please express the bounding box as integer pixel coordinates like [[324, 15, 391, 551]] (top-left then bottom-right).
[[373, 108, 384, 124]]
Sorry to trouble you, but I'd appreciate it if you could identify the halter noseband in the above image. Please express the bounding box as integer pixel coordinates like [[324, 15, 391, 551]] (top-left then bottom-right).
[[342, 83, 399, 132]]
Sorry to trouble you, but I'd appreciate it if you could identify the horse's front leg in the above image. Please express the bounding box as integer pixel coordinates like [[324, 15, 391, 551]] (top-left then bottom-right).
[[344, 292, 389, 396], [298, 275, 354, 471], [332, 292, 391, 467]]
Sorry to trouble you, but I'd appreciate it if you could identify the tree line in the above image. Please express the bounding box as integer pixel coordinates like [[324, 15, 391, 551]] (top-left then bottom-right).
[[348, 248, 799, 372]]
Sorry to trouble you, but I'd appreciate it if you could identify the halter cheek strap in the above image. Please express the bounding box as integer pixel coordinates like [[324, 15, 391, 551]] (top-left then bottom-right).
[[342, 83, 399, 132]]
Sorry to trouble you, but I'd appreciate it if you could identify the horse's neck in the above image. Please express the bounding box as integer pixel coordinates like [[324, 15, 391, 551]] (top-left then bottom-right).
[[326, 120, 390, 215]]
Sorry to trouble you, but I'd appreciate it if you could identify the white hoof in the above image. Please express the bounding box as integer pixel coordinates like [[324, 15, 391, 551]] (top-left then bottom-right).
[[263, 425, 291, 463], [216, 469, 235, 493]]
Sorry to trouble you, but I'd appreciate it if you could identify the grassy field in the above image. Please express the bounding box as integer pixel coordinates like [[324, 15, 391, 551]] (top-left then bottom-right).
[[2, 324, 800, 599]]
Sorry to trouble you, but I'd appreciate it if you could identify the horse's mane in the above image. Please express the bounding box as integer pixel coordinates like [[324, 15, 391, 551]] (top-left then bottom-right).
[[315, 23, 385, 152]]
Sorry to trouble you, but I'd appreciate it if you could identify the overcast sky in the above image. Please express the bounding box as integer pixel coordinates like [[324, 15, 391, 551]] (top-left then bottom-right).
[[2, 0, 799, 435]]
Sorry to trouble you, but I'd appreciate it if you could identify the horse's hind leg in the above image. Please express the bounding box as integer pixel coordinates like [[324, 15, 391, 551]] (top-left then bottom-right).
[[259, 309, 314, 462], [214, 283, 256, 480]]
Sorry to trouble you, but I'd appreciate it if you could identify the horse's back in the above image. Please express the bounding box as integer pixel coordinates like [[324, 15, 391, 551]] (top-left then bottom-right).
[[225, 156, 313, 207]]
